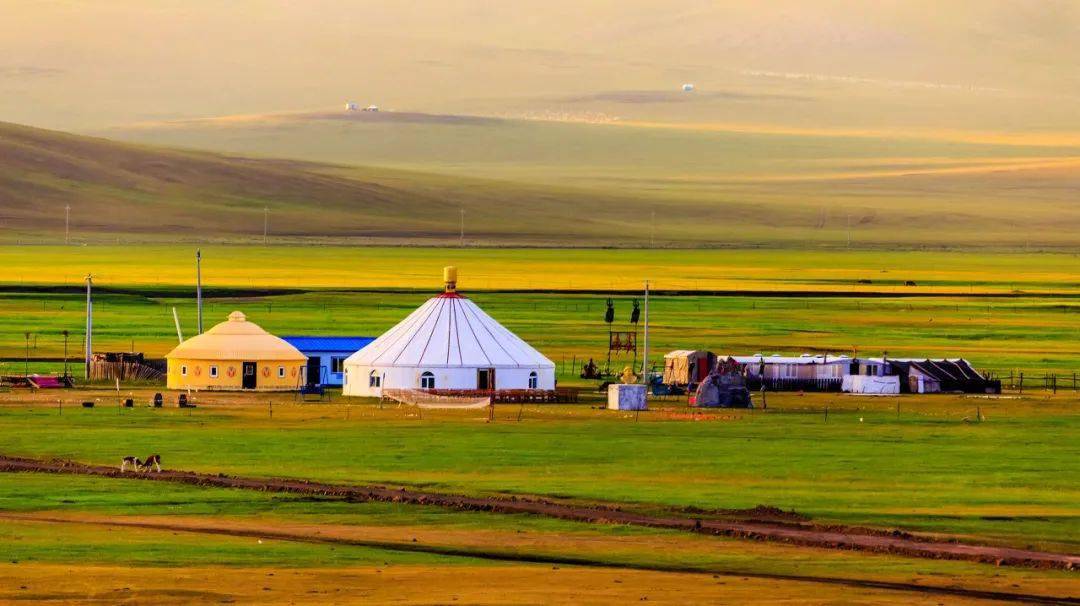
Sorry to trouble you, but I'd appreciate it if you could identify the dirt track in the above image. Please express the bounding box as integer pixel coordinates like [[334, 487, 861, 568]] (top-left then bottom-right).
[[2, 454, 1077, 572]]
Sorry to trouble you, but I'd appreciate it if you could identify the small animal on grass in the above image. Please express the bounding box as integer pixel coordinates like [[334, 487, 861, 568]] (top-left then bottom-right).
[[120, 456, 142, 472], [140, 454, 162, 472]]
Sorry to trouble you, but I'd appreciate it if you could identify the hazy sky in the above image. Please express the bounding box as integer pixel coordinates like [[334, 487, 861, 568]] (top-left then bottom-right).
[[2, 1, 1078, 134]]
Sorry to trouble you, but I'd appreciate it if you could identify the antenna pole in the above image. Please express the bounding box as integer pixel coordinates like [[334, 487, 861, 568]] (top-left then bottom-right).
[[84, 274, 92, 380], [641, 280, 649, 383], [196, 249, 203, 334]]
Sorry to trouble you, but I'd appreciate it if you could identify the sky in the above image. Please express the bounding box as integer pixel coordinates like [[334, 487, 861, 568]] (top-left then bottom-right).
[[1, 1, 1078, 138]]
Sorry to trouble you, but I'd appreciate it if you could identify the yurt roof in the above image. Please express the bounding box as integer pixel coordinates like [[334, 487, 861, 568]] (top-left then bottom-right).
[[346, 276, 554, 370], [165, 311, 306, 361]]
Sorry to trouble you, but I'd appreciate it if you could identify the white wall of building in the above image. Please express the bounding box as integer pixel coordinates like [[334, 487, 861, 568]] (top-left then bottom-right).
[[344, 364, 556, 397]]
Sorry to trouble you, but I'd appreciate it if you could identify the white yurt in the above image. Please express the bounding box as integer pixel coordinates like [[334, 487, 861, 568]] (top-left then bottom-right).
[[343, 267, 556, 397]]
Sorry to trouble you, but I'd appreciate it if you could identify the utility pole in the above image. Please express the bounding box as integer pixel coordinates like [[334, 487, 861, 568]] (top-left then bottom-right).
[[24, 332, 31, 376], [195, 249, 203, 334], [846, 212, 851, 248], [84, 274, 92, 381], [641, 280, 649, 384], [460, 207, 465, 247], [263, 207, 269, 245], [65, 204, 71, 245], [62, 330, 70, 378]]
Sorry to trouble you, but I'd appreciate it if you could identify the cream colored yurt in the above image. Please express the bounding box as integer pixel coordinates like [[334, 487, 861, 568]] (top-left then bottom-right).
[[165, 311, 307, 391], [343, 268, 556, 397]]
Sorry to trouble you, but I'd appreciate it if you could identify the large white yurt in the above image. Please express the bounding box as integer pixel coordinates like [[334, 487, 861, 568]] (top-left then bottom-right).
[[343, 267, 556, 397]]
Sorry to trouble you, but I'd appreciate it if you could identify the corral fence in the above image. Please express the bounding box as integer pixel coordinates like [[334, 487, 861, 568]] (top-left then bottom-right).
[[985, 370, 1080, 394]]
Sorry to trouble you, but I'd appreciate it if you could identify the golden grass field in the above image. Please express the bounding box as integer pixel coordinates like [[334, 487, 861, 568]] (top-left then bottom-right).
[[4, 245, 1079, 293]]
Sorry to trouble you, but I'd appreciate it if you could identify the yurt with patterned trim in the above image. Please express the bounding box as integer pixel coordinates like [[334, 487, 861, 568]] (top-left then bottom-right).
[[343, 267, 556, 397], [165, 311, 307, 391]]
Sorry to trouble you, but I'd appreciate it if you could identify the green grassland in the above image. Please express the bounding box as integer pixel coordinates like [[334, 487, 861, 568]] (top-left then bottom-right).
[[3, 246, 1080, 374], [0, 395, 1076, 553]]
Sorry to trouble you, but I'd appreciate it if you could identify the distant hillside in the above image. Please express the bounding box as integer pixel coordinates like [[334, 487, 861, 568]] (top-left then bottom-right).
[[0, 121, 678, 246], [2, 120, 1080, 249]]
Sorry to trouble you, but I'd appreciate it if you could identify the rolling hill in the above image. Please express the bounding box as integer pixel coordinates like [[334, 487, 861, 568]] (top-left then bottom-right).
[[0, 120, 678, 246], [2, 119, 1080, 248]]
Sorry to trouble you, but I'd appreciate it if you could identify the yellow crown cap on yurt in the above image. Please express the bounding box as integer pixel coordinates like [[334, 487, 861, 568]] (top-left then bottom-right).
[[444, 266, 458, 292]]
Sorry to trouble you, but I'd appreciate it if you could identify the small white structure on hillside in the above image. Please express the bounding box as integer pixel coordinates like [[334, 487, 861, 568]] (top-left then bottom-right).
[[342, 267, 556, 397], [345, 101, 359, 111]]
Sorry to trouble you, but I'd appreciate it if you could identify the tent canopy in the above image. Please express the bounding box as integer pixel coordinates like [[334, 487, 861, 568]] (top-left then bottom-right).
[[345, 293, 554, 370]]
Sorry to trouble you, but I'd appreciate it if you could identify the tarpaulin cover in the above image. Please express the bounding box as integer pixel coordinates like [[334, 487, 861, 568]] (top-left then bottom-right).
[[842, 375, 900, 394]]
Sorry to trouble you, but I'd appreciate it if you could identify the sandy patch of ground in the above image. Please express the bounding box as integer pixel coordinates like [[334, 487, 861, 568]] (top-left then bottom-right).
[[0, 561, 1021, 606]]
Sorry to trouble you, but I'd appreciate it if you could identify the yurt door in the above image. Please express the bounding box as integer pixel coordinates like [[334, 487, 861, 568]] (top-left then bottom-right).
[[477, 368, 495, 390], [242, 362, 257, 389]]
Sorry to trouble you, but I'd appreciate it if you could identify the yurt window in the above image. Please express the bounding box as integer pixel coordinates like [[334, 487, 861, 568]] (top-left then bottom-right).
[[528, 371, 538, 389], [369, 370, 381, 387], [180, 365, 188, 376], [420, 371, 435, 389], [278, 366, 285, 378], [209, 365, 218, 378]]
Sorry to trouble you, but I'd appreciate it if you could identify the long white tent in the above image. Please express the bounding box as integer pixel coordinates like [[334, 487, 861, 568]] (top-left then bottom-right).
[[342, 267, 556, 397]]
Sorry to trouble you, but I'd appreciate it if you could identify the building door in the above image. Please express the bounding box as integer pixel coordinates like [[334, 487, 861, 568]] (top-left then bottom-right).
[[477, 368, 495, 390], [242, 362, 257, 389], [306, 356, 321, 387]]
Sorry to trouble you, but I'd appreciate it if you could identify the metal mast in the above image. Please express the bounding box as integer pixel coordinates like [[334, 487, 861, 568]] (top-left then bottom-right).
[[196, 249, 203, 334]]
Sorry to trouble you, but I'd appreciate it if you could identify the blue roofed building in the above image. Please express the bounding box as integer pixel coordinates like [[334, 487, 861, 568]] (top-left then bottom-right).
[[281, 336, 374, 388]]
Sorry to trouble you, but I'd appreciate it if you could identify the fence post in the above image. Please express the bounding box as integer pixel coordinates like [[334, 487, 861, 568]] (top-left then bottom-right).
[[1053, 374, 1057, 394], [1019, 372, 1023, 394]]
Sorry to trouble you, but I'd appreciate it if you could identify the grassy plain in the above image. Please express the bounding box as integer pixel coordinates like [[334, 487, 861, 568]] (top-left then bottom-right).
[[1, 391, 1076, 553], [0, 245, 1076, 602], [3, 246, 1079, 373], [0, 391, 1077, 603]]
